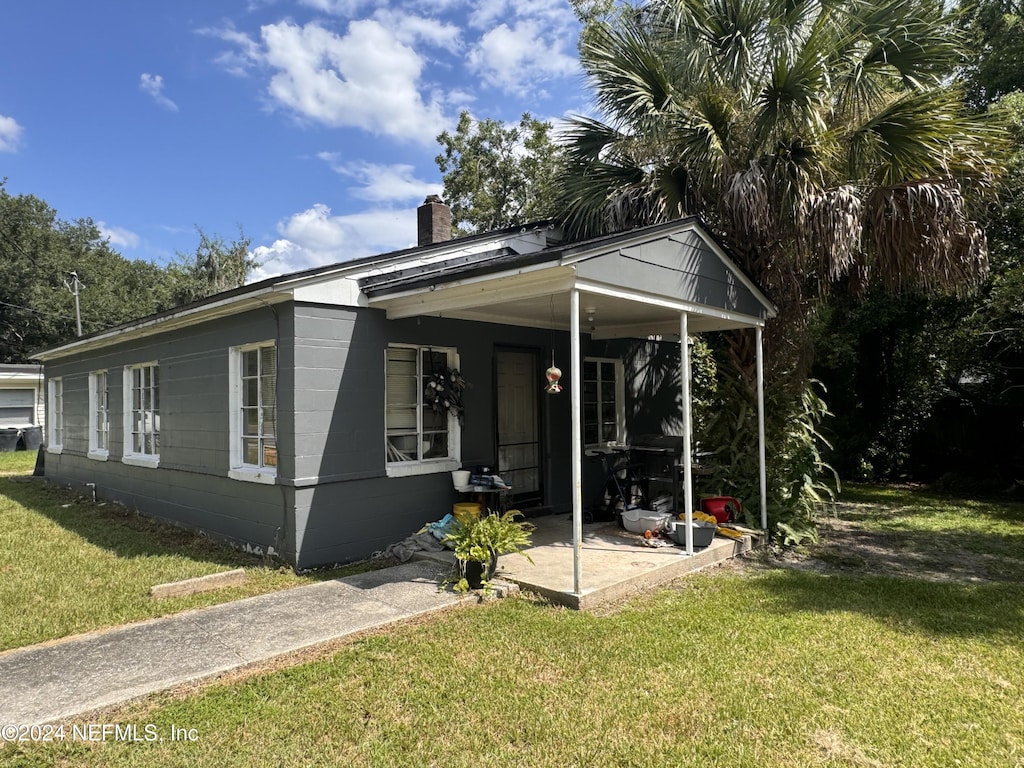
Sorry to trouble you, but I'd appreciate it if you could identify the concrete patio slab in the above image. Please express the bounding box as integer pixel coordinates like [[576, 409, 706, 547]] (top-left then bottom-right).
[[417, 513, 759, 610]]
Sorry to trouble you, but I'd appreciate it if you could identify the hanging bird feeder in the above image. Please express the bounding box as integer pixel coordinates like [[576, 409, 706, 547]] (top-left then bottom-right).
[[545, 351, 562, 394]]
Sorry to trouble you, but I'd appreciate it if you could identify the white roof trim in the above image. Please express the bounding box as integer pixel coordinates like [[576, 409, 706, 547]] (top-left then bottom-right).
[[34, 289, 293, 361]]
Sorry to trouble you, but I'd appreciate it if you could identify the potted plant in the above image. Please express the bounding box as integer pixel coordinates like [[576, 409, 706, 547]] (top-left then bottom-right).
[[444, 510, 535, 592]]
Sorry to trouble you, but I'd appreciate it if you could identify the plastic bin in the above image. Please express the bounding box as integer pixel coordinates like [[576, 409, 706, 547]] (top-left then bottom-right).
[[0, 428, 20, 453], [20, 426, 42, 451], [669, 520, 717, 549]]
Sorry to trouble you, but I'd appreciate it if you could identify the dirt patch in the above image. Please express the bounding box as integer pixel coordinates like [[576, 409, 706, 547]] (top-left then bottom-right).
[[740, 502, 1023, 585]]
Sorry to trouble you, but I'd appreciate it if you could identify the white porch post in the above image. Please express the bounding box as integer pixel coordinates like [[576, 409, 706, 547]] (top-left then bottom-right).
[[680, 313, 694, 555], [570, 287, 584, 595], [756, 325, 768, 531]]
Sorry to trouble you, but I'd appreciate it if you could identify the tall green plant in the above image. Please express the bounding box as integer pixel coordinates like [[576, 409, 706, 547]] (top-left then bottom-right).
[[701, 365, 837, 537]]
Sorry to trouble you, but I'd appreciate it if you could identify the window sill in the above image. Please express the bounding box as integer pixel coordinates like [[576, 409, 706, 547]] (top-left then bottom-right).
[[122, 454, 160, 469], [229, 467, 277, 485], [87, 450, 109, 462], [386, 459, 460, 478], [46, 445, 63, 455]]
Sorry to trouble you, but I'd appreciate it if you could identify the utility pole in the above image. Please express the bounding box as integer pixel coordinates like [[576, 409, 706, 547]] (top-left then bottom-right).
[[65, 271, 84, 336]]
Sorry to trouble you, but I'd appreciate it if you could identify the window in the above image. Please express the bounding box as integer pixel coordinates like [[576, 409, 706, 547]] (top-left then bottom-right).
[[47, 378, 63, 453], [123, 363, 160, 468], [88, 371, 109, 460], [229, 343, 277, 483], [0, 388, 35, 427], [385, 345, 461, 477], [583, 357, 625, 446]]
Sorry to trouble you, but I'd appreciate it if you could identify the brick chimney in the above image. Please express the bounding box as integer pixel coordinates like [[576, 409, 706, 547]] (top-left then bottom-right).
[[417, 195, 452, 246]]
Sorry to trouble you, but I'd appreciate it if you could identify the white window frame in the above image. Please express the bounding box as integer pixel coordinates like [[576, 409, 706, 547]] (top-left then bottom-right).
[[384, 344, 462, 478], [228, 342, 278, 485], [88, 370, 109, 461], [583, 356, 626, 448], [47, 377, 63, 454], [122, 363, 160, 469]]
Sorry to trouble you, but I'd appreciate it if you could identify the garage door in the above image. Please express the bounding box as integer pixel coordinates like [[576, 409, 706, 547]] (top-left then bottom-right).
[[0, 389, 35, 427]]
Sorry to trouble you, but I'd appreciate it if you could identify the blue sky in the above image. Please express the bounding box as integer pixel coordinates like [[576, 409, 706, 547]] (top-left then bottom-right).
[[1, 1, 587, 279]]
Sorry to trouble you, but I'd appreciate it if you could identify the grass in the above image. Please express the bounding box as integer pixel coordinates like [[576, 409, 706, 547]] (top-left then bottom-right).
[[832, 483, 1024, 581], [0, 451, 390, 651], [4, 483, 1023, 767]]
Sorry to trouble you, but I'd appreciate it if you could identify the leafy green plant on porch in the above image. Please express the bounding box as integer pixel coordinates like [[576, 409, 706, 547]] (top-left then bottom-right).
[[443, 510, 534, 592]]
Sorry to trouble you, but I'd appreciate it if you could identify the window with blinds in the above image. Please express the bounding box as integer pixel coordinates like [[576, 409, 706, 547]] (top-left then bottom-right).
[[385, 345, 456, 466]]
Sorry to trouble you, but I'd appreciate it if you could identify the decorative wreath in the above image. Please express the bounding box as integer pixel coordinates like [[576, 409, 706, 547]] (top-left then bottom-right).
[[425, 367, 469, 422]]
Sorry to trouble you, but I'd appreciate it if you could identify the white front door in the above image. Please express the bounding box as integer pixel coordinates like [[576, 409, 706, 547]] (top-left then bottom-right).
[[496, 349, 541, 502]]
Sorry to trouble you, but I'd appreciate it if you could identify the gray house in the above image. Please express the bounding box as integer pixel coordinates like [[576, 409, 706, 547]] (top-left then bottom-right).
[[36, 203, 776, 576]]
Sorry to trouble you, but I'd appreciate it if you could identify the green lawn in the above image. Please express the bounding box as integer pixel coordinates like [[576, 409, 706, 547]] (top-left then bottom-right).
[[0, 451, 390, 651], [3, 484, 1022, 767]]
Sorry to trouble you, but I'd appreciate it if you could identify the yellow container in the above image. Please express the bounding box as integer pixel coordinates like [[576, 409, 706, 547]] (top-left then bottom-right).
[[453, 502, 482, 524]]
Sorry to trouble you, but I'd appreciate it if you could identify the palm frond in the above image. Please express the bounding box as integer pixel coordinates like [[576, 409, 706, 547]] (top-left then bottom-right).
[[581, 14, 676, 123], [865, 180, 988, 293], [800, 184, 864, 282]]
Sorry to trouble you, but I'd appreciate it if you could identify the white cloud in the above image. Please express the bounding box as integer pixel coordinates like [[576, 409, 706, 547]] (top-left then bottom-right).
[[248, 203, 418, 280], [468, 21, 578, 96], [198, 25, 263, 77], [317, 155, 441, 202], [0, 115, 23, 152], [260, 20, 447, 143], [467, 0, 508, 29], [370, 10, 461, 50], [298, 0, 383, 15], [97, 222, 141, 249], [139, 73, 179, 112]]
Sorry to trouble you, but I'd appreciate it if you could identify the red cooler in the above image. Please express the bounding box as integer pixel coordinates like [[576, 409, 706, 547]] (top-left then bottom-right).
[[701, 496, 740, 524]]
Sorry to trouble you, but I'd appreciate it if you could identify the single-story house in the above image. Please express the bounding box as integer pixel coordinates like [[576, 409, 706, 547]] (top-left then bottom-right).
[[35, 200, 776, 587], [0, 363, 45, 451]]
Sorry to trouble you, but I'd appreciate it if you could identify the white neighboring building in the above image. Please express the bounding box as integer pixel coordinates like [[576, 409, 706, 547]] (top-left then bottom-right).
[[0, 363, 45, 430]]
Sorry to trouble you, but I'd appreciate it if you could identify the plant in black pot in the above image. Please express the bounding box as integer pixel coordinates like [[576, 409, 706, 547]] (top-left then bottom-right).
[[444, 510, 534, 592]]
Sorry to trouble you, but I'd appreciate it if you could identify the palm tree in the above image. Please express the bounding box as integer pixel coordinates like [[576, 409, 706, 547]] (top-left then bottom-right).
[[558, 0, 1002, 525]]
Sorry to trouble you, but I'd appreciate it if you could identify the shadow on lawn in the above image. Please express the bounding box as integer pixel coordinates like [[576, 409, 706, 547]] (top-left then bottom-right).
[[744, 484, 1024, 640], [0, 477, 287, 571], [839, 484, 1024, 525], [750, 567, 1024, 641]]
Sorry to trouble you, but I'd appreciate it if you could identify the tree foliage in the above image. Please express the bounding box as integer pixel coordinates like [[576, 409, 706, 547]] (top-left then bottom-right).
[[0, 183, 257, 362], [166, 227, 256, 306], [959, 0, 1024, 111], [813, 78, 1024, 488], [435, 111, 563, 236], [557, 0, 1003, 528], [0, 182, 173, 362]]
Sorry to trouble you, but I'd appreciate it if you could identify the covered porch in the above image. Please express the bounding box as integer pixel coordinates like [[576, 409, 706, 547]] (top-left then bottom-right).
[[418, 512, 760, 609], [363, 217, 777, 600]]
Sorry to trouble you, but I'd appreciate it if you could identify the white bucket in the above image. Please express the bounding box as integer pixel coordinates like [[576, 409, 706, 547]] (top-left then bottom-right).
[[451, 470, 471, 488]]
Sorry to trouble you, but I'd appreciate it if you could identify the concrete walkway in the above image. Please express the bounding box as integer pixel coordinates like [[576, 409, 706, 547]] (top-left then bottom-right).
[[0, 560, 462, 727]]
